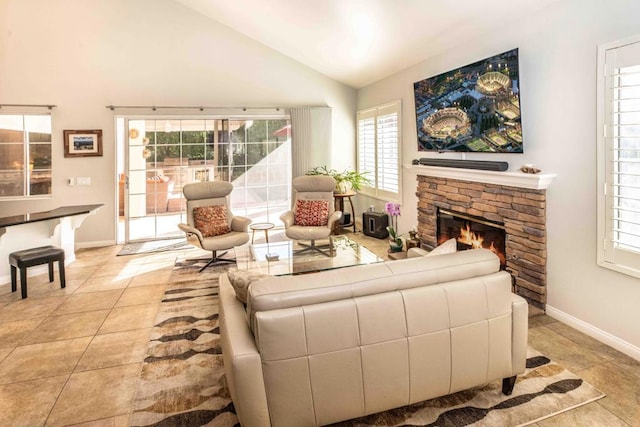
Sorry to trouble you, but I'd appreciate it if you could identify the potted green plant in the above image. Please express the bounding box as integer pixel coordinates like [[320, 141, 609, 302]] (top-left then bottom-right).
[[306, 166, 371, 193]]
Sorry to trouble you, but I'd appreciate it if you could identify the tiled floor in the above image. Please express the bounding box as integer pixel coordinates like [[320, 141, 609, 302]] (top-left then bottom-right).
[[0, 244, 172, 427], [0, 230, 638, 426]]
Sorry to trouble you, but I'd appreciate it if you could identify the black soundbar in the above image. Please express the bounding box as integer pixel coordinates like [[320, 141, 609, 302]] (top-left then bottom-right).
[[415, 158, 509, 171]]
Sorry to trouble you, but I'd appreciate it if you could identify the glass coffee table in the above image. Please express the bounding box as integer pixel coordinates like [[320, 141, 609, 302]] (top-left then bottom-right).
[[234, 235, 383, 276]]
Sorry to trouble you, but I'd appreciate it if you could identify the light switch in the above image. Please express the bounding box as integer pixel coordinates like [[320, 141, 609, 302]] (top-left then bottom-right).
[[77, 177, 91, 186]]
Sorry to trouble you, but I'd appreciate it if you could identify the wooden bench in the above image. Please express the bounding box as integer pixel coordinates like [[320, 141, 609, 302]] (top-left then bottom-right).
[[9, 246, 66, 299]]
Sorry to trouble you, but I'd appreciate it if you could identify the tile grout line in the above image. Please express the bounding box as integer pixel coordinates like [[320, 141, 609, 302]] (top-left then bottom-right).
[[42, 249, 162, 425]]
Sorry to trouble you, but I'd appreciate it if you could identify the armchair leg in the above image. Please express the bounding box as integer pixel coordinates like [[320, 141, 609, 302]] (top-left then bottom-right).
[[199, 257, 234, 272], [216, 250, 229, 259], [294, 238, 334, 257], [198, 250, 235, 272], [502, 375, 517, 395], [185, 250, 235, 272]]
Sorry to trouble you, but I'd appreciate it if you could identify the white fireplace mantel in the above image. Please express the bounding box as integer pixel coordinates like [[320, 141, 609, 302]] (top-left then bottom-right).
[[404, 164, 556, 190]]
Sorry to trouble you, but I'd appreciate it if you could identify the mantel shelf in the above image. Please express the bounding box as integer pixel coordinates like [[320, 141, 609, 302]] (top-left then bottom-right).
[[404, 164, 556, 190]]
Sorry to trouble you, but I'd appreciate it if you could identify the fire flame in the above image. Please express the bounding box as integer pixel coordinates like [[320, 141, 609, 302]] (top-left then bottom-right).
[[458, 224, 484, 248], [457, 224, 505, 265], [489, 241, 497, 253]]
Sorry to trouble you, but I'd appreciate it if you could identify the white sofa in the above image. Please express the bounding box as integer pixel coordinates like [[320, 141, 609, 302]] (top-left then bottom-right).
[[219, 248, 528, 427]]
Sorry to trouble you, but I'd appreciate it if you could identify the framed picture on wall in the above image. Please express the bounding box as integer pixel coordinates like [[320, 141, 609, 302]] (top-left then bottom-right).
[[63, 129, 103, 157]]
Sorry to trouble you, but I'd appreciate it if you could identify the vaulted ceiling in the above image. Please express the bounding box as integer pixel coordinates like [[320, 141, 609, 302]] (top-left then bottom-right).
[[175, 0, 561, 89]]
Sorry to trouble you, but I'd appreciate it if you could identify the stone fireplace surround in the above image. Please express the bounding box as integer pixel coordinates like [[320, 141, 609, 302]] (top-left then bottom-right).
[[408, 165, 556, 310]]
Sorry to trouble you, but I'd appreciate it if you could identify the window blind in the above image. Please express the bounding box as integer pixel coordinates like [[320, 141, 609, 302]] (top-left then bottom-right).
[[357, 114, 376, 183], [377, 109, 399, 194], [599, 36, 640, 275], [357, 100, 401, 200]]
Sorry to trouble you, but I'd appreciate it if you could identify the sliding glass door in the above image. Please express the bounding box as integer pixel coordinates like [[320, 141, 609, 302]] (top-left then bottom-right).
[[120, 116, 291, 242], [226, 119, 291, 224]]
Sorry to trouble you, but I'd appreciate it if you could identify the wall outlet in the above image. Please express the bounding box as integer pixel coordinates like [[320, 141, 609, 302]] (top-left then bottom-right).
[[77, 176, 91, 186]]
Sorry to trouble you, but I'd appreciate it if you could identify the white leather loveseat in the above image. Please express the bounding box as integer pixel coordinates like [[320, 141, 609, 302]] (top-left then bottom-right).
[[219, 248, 528, 427]]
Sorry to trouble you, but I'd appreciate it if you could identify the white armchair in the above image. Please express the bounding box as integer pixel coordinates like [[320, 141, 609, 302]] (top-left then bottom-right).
[[280, 175, 341, 256], [178, 181, 251, 271]]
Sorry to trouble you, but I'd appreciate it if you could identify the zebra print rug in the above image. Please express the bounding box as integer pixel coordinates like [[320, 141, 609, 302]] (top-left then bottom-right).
[[129, 265, 604, 427]]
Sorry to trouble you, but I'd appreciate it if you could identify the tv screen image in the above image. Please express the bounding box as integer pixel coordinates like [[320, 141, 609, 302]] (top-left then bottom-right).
[[414, 48, 523, 153]]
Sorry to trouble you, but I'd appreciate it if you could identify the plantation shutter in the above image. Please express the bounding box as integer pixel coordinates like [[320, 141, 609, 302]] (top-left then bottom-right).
[[600, 37, 640, 274], [357, 100, 401, 200], [357, 109, 376, 186], [376, 103, 400, 195]]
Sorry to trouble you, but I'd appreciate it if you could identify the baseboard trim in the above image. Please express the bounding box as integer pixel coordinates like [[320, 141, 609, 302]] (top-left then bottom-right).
[[76, 240, 116, 249], [546, 304, 640, 362]]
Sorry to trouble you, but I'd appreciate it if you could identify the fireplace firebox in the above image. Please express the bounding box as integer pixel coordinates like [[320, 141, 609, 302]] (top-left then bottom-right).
[[437, 208, 506, 268], [416, 174, 550, 309]]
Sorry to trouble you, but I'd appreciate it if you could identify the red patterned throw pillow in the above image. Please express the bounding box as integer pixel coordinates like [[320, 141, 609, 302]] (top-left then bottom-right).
[[294, 199, 330, 226], [193, 205, 231, 237]]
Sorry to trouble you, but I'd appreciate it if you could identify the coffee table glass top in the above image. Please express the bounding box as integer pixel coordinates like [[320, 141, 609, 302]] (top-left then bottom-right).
[[234, 235, 384, 276]]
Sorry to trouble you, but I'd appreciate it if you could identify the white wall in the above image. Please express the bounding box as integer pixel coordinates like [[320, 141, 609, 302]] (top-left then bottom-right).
[[0, 0, 356, 244], [356, 0, 640, 357]]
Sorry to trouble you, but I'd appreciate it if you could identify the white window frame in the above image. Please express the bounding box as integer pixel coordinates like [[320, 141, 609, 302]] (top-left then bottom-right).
[[357, 100, 401, 201], [597, 34, 640, 278], [0, 113, 52, 200]]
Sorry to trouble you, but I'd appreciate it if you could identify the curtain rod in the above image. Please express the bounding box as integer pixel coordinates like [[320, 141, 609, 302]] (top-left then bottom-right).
[[105, 105, 282, 112], [0, 104, 56, 109]]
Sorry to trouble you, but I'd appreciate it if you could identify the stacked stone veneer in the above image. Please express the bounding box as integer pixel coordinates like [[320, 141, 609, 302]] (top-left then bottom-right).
[[416, 175, 547, 309]]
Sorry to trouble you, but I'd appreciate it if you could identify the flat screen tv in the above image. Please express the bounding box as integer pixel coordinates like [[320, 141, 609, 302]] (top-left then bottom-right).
[[414, 48, 523, 153]]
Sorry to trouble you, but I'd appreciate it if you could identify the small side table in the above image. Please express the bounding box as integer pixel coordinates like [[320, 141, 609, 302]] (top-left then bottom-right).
[[249, 222, 275, 244], [250, 222, 275, 243], [333, 191, 357, 234]]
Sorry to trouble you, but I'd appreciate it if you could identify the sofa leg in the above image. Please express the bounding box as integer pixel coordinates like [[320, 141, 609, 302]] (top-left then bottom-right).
[[502, 375, 517, 395]]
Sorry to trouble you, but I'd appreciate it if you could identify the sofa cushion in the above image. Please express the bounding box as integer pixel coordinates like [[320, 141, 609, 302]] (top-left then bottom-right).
[[247, 249, 501, 331], [227, 269, 271, 303], [193, 205, 231, 237], [426, 238, 457, 257], [294, 199, 329, 226]]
